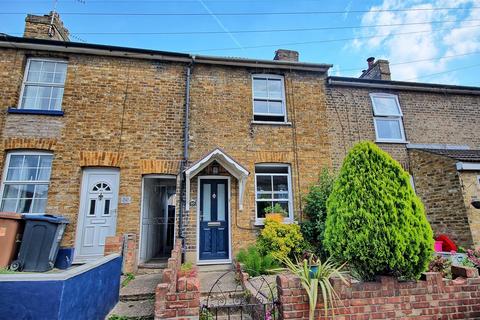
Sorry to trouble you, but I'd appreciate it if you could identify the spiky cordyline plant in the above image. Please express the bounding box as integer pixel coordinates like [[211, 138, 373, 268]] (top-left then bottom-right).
[[281, 255, 347, 320]]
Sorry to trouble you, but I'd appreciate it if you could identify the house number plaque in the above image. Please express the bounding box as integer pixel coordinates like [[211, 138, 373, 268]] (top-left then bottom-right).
[[120, 196, 132, 204]]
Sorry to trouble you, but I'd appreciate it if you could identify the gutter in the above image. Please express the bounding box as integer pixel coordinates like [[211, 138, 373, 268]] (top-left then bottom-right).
[[0, 34, 332, 72], [327, 77, 480, 95]]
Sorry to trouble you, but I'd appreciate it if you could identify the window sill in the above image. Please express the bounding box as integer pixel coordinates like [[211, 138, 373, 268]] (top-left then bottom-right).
[[254, 218, 295, 226], [251, 121, 292, 126], [8, 108, 64, 116], [376, 139, 409, 144]]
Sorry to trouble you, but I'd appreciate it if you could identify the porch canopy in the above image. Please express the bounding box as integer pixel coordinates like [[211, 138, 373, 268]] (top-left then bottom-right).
[[184, 148, 249, 211]]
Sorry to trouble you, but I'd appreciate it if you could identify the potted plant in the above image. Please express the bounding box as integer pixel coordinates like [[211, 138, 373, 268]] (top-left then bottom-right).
[[264, 203, 287, 222]]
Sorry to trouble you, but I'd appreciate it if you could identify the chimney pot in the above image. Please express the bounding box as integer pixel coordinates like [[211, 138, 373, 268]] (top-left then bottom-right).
[[367, 57, 375, 69], [274, 49, 299, 62]]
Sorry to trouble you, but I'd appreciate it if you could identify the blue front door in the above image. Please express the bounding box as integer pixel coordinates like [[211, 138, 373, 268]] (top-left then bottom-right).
[[199, 179, 229, 261]]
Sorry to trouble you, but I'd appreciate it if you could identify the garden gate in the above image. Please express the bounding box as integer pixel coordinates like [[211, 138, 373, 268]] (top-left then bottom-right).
[[200, 270, 279, 319]]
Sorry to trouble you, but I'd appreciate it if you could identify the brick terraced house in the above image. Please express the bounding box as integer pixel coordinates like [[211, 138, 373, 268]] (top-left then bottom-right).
[[0, 12, 479, 271], [326, 58, 480, 248]]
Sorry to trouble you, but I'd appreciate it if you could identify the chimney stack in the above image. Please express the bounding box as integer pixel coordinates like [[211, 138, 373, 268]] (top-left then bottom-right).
[[274, 49, 299, 62], [360, 57, 391, 80], [23, 11, 70, 41]]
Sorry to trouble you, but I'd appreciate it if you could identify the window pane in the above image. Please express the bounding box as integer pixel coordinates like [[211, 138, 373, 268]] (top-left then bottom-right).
[[18, 184, 35, 199], [53, 63, 67, 83], [217, 184, 225, 221], [273, 201, 289, 214], [9, 155, 24, 167], [1, 199, 17, 212], [3, 185, 19, 198], [18, 198, 32, 213], [27, 61, 42, 82], [21, 86, 39, 109], [256, 166, 288, 174], [253, 100, 268, 114], [268, 79, 282, 99], [104, 199, 111, 215], [373, 96, 401, 116], [24, 155, 39, 168], [21, 167, 38, 181], [34, 185, 49, 199], [89, 199, 96, 216], [256, 176, 272, 192], [268, 101, 283, 115], [273, 176, 288, 192], [39, 155, 53, 168], [375, 119, 403, 140], [202, 183, 211, 222], [256, 201, 271, 219], [6, 168, 22, 181], [32, 198, 47, 213], [253, 78, 267, 97]]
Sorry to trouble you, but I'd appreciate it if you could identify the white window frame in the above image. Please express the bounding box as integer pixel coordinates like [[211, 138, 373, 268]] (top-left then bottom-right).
[[370, 93, 406, 143], [0, 151, 53, 215], [251, 74, 287, 123], [254, 163, 293, 225], [17, 58, 68, 111]]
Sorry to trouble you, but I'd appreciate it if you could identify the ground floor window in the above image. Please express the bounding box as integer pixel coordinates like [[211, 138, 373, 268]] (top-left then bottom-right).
[[254, 164, 293, 222], [0, 152, 53, 214]]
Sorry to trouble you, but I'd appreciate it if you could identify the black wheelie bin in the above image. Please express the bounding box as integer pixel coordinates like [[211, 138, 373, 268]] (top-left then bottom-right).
[[10, 215, 69, 272]]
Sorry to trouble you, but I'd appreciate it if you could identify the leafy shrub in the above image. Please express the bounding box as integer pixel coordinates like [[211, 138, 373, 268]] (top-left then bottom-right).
[[264, 203, 288, 216], [301, 169, 335, 259], [428, 256, 452, 279], [257, 216, 305, 261], [324, 141, 434, 280], [236, 245, 279, 276], [466, 248, 480, 268]]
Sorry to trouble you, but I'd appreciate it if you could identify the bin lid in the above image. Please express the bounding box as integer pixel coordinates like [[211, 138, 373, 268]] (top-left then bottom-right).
[[23, 214, 69, 224], [0, 212, 23, 220]]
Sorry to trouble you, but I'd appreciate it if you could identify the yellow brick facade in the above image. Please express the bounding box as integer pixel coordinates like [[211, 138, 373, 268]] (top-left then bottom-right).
[[0, 48, 186, 251]]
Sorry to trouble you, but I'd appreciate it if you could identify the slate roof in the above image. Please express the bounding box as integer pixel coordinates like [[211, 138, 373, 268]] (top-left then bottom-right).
[[419, 149, 480, 162]]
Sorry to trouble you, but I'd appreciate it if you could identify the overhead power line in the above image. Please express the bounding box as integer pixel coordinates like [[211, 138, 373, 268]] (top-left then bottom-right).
[[192, 24, 480, 52], [335, 51, 480, 73], [1, 6, 478, 16], [4, 18, 477, 35], [404, 63, 480, 81]]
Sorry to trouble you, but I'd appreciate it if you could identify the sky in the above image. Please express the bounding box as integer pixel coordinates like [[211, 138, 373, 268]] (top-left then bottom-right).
[[1, 0, 480, 86]]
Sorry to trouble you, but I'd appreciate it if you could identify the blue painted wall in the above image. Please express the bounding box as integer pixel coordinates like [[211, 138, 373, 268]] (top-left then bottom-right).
[[59, 256, 122, 320], [0, 256, 122, 320]]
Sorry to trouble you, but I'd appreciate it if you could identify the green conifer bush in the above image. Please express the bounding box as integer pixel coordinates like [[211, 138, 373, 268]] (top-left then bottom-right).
[[324, 141, 433, 280]]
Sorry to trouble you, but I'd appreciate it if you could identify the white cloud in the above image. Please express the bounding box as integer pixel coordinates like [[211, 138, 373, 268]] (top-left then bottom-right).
[[348, 0, 479, 83]]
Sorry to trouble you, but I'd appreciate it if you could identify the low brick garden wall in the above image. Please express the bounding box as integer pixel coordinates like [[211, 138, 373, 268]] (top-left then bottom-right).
[[277, 267, 480, 319], [155, 239, 200, 320]]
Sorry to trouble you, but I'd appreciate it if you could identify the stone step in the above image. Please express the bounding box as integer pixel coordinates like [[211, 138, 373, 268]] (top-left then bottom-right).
[[107, 299, 154, 320], [120, 273, 163, 302]]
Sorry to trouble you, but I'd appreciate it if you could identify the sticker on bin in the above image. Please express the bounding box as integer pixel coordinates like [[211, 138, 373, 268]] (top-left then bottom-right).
[[0, 227, 6, 237]]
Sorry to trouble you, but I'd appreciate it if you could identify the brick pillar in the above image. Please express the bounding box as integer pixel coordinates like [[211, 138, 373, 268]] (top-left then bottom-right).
[[104, 235, 123, 255], [104, 234, 138, 274], [123, 233, 138, 274]]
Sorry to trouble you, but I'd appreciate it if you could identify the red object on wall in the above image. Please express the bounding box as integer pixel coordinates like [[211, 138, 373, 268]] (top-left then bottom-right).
[[435, 234, 457, 252]]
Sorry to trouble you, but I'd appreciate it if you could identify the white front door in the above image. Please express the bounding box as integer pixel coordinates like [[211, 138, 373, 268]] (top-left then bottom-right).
[[74, 168, 120, 262]]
